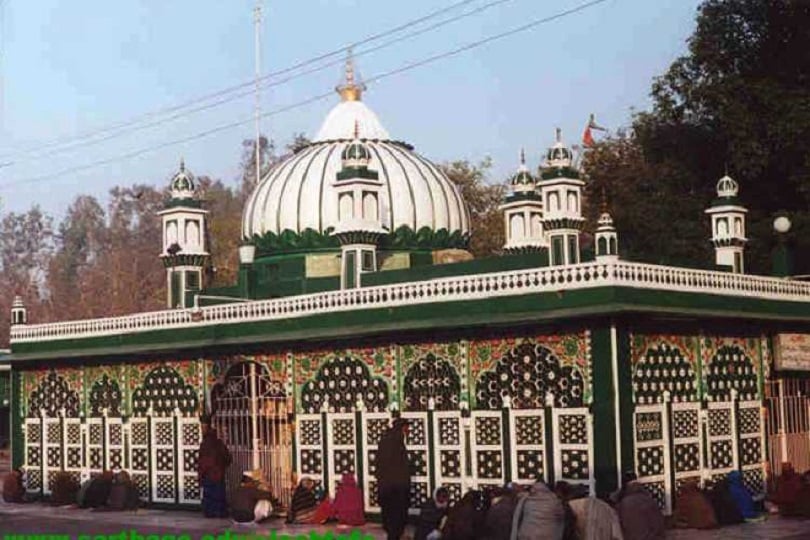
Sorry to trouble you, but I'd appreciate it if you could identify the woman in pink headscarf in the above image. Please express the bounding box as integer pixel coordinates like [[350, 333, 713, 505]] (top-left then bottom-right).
[[332, 473, 365, 526]]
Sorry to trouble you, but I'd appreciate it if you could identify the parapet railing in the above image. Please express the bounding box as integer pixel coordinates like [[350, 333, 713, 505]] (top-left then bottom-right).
[[10, 260, 810, 343]]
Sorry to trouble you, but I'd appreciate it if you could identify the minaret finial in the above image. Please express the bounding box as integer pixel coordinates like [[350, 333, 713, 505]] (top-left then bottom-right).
[[555, 127, 562, 143], [336, 47, 365, 102], [354, 119, 360, 140], [180, 157, 185, 172], [520, 148, 526, 166]]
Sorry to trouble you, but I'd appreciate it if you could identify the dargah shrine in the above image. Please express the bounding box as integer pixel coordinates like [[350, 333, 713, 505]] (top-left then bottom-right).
[[4, 57, 810, 519]]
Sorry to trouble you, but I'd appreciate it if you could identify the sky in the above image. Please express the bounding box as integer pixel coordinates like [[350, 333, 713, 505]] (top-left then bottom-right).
[[0, 0, 703, 220]]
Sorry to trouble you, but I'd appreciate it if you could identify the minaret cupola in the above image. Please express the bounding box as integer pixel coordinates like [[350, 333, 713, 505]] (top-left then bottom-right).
[[537, 129, 585, 265], [158, 159, 209, 308], [500, 149, 545, 253], [705, 173, 747, 273]]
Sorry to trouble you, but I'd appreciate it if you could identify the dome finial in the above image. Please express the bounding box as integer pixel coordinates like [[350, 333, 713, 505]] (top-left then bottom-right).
[[354, 118, 360, 140], [520, 148, 526, 166], [180, 157, 185, 172], [336, 47, 366, 102], [555, 127, 562, 143]]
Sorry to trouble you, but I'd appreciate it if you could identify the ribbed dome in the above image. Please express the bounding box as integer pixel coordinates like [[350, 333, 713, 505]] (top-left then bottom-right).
[[242, 82, 470, 243]]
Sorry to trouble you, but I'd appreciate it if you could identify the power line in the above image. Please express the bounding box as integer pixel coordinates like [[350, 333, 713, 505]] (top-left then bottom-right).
[[0, 0, 482, 160], [0, 0, 513, 165], [0, 0, 608, 190]]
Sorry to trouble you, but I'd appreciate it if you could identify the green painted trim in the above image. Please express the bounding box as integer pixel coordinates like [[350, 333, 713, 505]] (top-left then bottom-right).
[[590, 325, 618, 497], [616, 325, 634, 476], [11, 286, 810, 362], [11, 370, 22, 469]]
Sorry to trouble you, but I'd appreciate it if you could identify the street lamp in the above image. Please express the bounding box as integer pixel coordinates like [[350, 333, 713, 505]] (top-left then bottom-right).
[[772, 213, 793, 277]]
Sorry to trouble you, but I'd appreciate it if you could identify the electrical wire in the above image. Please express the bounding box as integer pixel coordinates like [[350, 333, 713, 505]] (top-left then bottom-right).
[[0, 0, 514, 164], [0, 0, 608, 189], [0, 0, 483, 160]]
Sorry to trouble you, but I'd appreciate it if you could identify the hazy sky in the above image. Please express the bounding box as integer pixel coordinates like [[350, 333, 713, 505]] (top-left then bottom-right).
[[0, 0, 702, 219]]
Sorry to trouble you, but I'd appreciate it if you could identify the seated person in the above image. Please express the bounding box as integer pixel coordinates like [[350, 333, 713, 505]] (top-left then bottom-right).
[[332, 473, 365, 527], [556, 481, 623, 540], [481, 484, 522, 540], [51, 471, 80, 506], [106, 470, 140, 511], [614, 473, 665, 540], [2, 468, 25, 503], [441, 489, 490, 540], [673, 479, 717, 529], [79, 471, 114, 509], [769, 462, 803, 517], [287, 477, 319, 524], [231, 469, 273, 524], [726, 470, 761, 521], [706, 477, 743, 525], [415, 487, 450, 540]]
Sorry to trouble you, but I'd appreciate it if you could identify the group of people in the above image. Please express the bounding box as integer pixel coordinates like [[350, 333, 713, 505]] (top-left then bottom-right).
[[2, 467, 140, 511]]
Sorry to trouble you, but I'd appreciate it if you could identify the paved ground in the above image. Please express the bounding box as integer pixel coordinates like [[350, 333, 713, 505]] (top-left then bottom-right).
[[2, 500, 810, 539]]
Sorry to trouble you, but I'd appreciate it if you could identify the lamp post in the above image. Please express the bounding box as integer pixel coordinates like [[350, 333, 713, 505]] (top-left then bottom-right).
[[772, 213, 792, 278]]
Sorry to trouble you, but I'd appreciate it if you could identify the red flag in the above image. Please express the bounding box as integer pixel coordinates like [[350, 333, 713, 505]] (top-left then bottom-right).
[[583, 125, 595, 147]]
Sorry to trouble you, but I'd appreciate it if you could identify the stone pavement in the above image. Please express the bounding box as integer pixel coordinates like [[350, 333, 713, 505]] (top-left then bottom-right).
[[2, 500, 810, 539]]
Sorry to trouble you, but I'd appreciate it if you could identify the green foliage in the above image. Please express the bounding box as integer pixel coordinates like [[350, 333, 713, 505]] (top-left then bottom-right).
[[586, 0, 810, 274]]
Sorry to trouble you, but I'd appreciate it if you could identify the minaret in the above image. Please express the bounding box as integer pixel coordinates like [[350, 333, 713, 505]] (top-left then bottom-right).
[[332, 121, 386, 289], [500, 150, 545, 252], [158, 160, 210, 308], [537, 129, 586, 265], [595, 188, 619, 261], [705, 173, 747, 273], [10, 295, 26, 326]]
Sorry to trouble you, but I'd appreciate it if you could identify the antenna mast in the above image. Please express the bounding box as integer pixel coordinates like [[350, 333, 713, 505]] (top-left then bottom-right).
[[253, 1, 263, 187]]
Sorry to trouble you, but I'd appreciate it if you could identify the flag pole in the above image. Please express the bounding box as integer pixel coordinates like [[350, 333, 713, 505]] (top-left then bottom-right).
[[253, 1, 263, 188]]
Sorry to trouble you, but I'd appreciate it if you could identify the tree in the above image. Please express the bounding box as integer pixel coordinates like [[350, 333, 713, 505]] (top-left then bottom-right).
[[586, 0, 810, 274], [197, 176, 243, 287], [440, 159, 506, 258]]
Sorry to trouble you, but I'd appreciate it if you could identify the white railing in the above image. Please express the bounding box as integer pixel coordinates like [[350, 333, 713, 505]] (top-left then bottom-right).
[[10, 260, 810, 344]]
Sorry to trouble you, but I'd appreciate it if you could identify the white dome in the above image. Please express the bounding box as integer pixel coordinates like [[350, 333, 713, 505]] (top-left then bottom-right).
[[242, 99, 469, 241], [316, 100, 389, 141]]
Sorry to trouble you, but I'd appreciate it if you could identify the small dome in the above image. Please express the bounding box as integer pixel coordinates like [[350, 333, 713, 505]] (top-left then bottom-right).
[[341, 121, 372, 167], [170, 160, 195, 199], [716, 174, 739, 198], [510, 149, 535, 189], [545, 128, 573, 168], [598, 212, 614, 226]]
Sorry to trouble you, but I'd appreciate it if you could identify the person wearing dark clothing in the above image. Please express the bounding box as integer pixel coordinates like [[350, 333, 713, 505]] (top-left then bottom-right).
[[415, 487, 450, 540], [2, 468, 25, 503], [197, 417, 232, 518], [287, 477, 319, 524], [375, 418, 411, 540], [80, 471, 114, 509], [106, 470, 140, 511], [614, 475, 665, 540], [482, 486, 520, 540], [231, 470, 273, 523], [441, 489, 490, 540], [707, 478, 743, 525]]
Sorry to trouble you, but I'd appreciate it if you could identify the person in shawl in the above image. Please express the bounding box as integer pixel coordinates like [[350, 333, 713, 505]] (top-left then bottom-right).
[[673, 479, 716, 529], [726, 470, 760, 521], [287, 477, 319, 524], [333, 473, 365, 526], [2, 468, 25, 503], [375, 417, 411, 540], [442, 489, 490, 540], [556, 481, 623, 540], [106, 470, 140, 511], [614, 473, 665, 540], [706, 476, 743, 525], [197, 415, 232, 518], [415, 486, 450, 540], [769, 462, 804, 516], [231, 469, 273, 524]]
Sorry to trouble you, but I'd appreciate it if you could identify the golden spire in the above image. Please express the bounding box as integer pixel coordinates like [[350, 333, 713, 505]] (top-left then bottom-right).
[[336, 47, 366, 102]]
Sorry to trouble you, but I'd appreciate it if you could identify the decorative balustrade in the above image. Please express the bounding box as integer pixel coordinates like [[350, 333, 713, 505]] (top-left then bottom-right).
[[10, 260, 810, 344]]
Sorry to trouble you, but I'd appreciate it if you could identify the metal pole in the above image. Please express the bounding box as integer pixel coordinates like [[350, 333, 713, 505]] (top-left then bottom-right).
[[253, 1, 263, 188], [779, 379, 788, 465], [250, 363, 260, 471]]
